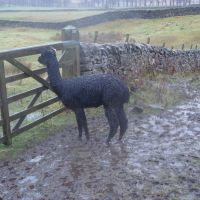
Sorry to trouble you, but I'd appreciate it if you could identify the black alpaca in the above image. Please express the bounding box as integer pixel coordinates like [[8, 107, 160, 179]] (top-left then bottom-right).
[[38, 47, 129, 144]]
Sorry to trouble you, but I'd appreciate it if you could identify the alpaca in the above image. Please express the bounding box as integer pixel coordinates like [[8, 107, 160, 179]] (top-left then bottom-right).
[[38, 47, 129, 144]]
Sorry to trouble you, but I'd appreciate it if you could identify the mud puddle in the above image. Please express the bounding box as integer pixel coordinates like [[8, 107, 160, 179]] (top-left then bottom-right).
[[0, 94, 200, 199]]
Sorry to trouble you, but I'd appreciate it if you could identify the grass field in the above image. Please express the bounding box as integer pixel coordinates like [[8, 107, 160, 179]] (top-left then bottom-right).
[[0, 13, 200, 158], [81, 15, 200, 49], [0, 27, 57, 50], [0, 10, 105, 22], [0, 15, 200, 50]]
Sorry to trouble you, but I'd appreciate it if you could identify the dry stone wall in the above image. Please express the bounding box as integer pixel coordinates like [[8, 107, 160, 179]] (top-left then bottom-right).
[[0, 6, 200, 29], [80, 42, 200, 79]]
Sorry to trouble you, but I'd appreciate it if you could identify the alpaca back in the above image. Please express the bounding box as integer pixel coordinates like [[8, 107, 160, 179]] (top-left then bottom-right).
[[60, 74, 129, 109]]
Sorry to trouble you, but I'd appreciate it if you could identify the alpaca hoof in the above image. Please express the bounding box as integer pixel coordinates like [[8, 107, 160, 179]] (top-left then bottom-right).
[[86, 136, 90, 141], [118, 134, 124, 141], [106, 139, 111, 146], [118, 139, 124, 144], [78, 136, 82, 141], [85, 140, 88, 144]]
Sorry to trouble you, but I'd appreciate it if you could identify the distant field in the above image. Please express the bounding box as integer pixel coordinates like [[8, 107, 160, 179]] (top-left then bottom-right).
[[81, 15, 200, 49], [0, 27, 57, 50], [0, 10, 105, 22], [0, 15, 200, 51]]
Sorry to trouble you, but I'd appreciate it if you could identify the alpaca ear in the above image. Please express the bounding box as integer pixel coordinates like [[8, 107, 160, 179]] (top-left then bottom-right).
[[40, 47, 56, 55], [49, 47, 57, 55]]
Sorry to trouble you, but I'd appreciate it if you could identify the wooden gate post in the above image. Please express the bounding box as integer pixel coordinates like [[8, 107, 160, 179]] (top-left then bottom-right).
[[0, 60, 12, 145], [61, 26, 80, 79], [62, 25, 79, 41]]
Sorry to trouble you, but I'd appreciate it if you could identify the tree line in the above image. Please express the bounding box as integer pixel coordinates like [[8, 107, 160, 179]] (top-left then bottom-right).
[[0, 0, 198, 8], [78, 0, 196, 8], [0, 0, 71, 7]]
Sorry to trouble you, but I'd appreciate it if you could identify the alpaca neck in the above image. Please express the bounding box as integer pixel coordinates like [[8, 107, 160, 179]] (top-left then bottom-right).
[[47, 59, 63, 96]]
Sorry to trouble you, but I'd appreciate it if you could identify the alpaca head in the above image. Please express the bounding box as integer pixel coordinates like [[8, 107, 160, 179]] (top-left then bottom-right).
[[38, 47, 57, 66]]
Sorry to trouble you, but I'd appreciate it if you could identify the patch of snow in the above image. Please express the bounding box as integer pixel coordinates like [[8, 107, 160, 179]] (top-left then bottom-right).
[[18, 176, 38, 185], [28, 155, 44, 163]]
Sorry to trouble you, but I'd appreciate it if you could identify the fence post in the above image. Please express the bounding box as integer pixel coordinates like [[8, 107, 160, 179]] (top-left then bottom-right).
[[147, 37, 150, 44], [61, 25, 79, 41], [61, 26, 80, 79], [181, 44, 185, 50], [0, 60, 12, 145], [94, 31, 98, 43], [125, 34, 130, 43]]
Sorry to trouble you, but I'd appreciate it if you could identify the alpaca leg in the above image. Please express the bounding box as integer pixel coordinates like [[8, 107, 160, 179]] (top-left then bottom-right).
[[105, 106, 119, 144], [74, 109, 83, 140], [81, 109, 90, 140], [116, 105, 128, 141]]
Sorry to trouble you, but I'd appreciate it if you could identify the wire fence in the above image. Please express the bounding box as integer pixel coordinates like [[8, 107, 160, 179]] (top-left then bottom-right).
[[80, 31, 199, 50]]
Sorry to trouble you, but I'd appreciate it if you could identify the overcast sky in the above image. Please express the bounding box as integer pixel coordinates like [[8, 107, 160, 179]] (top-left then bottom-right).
[[72, 0, 81, 2]]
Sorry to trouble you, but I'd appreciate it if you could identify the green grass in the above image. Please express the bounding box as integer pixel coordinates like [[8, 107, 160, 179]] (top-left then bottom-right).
[[80, 15, 200, 49], [1, 15, 200, 51], [129, 72, 191, 114], [0, 11, 106, 22], [0, 27, 58, 50], [0, 111, 76, 160], [0, 57, 66, 159], [0, 68, 105, 159], [0, 102, 104, 160]]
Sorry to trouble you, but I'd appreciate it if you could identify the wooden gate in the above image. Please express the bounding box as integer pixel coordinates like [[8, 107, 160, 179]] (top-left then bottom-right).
[[0, 40, 80, 145]]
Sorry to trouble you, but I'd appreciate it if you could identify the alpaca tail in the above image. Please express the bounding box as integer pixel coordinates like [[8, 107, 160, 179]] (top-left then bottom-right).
[[123, 86, 130, 103]]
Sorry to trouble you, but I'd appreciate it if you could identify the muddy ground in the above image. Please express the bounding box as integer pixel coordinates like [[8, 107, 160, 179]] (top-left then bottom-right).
[[0, 77, 200, 200]]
